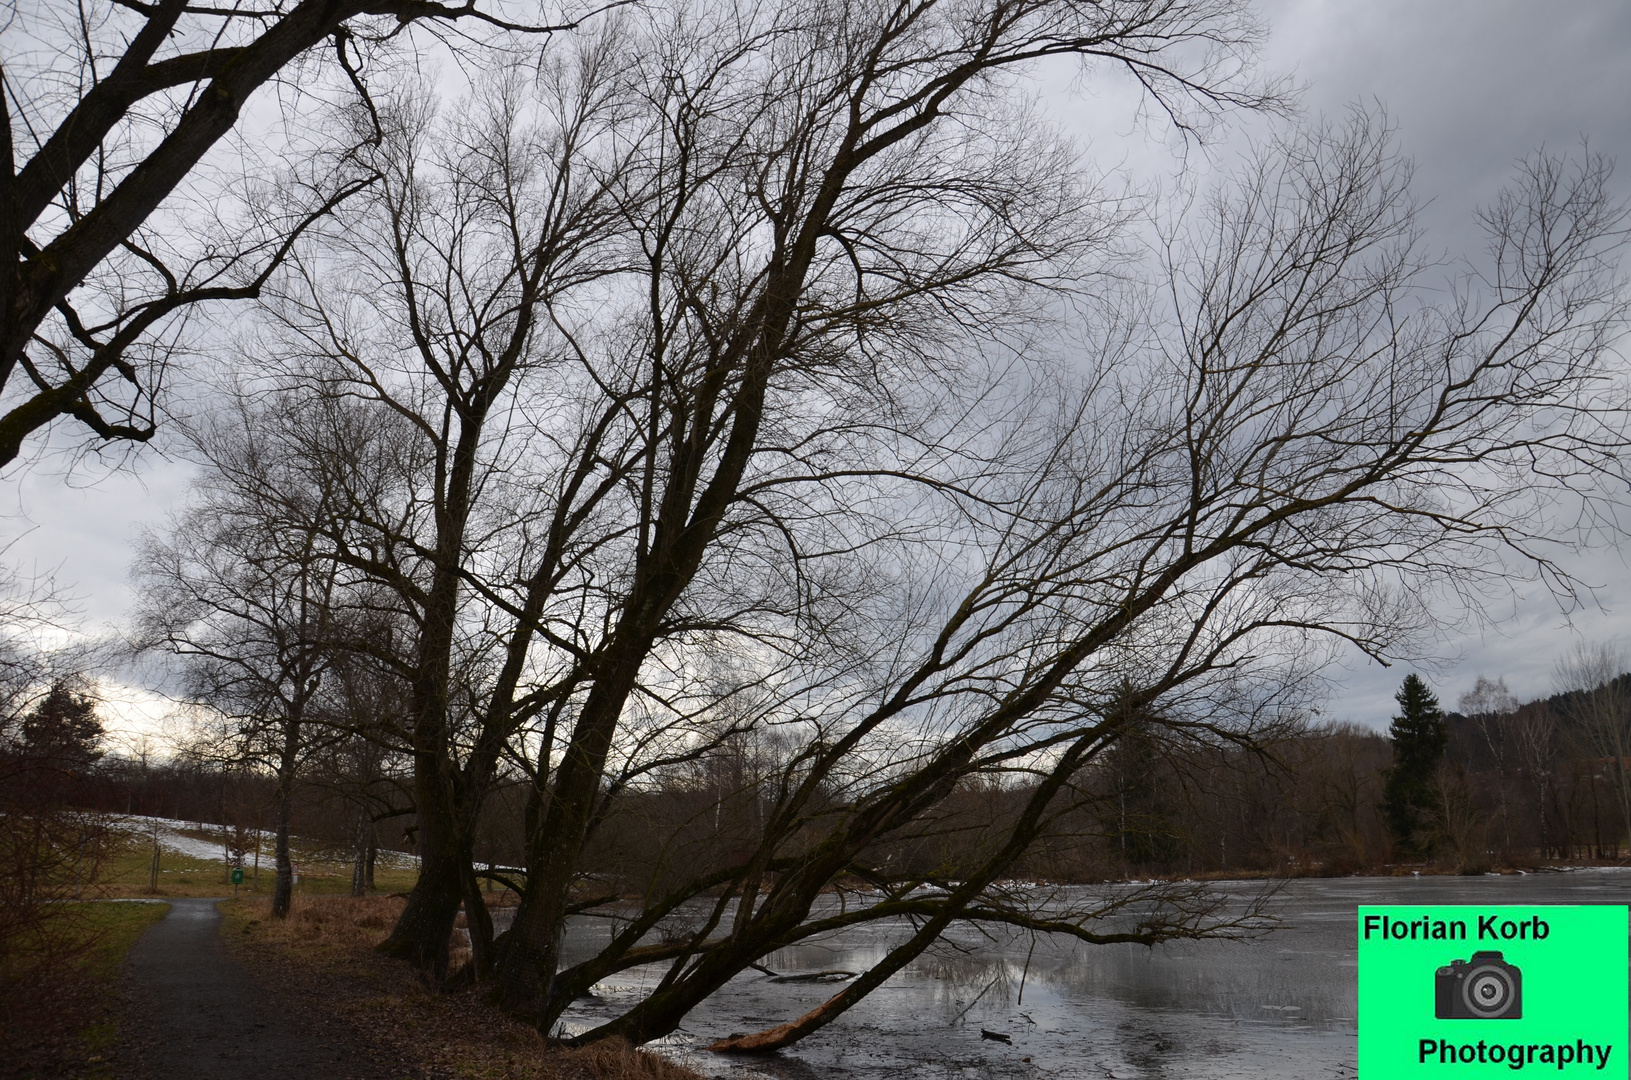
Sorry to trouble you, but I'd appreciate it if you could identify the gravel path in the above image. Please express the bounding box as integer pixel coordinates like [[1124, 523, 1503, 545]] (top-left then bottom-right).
[[121, 898, 394, 1079]]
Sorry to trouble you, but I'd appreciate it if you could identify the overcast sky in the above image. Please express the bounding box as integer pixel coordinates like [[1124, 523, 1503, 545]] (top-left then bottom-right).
[[4, 0, 1631, 737], [1258, 0, 1631, 724]]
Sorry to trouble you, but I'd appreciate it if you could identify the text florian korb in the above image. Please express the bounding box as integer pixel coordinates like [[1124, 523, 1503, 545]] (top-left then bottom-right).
[[1364, 914, 1552, 944]]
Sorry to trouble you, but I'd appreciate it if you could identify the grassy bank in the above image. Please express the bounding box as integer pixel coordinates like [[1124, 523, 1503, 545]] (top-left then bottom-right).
[[98, 827, 419, 898], [0, 900, 169, 1080], [222, 895, 700, 1080]]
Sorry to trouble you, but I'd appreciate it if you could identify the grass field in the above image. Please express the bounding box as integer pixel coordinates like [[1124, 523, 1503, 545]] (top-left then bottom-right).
[[99, 827, 420, 898], [0, 900, 170, 1080], [66, 901, 171, 978]]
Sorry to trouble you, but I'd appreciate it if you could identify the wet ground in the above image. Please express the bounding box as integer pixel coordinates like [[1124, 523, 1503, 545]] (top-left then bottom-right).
[[544, 871, 1631, 1080]]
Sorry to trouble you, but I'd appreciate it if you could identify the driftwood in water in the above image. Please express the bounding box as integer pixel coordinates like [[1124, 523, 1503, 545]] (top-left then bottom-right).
[[980, 1029, 1011, 1044], [748, 963, 857, 983]]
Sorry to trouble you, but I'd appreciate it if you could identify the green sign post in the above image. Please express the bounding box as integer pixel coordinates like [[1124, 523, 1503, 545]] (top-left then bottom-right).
[[1359, 905, 1627, 1077]]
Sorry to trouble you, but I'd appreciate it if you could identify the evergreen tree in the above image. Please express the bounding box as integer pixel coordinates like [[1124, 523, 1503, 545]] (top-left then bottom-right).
[[1382, 674, 1447, 858], [1097, 681, 1180, 869]]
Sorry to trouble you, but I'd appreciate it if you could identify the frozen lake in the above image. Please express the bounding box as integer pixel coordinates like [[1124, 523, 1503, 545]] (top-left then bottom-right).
[[538, 871, 1631, 1080]]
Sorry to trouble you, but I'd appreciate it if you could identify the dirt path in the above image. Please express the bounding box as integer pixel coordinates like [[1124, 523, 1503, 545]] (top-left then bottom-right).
[[120, 898, 395, 1079]]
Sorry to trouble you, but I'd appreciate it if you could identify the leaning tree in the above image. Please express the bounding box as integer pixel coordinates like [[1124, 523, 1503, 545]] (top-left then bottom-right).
[[230, 0, 1280, 996], [175, 0, 1631, 1049]]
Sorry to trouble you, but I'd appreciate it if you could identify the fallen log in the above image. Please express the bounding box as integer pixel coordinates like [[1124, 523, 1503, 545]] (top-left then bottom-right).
[[769, 970, 857, 983]]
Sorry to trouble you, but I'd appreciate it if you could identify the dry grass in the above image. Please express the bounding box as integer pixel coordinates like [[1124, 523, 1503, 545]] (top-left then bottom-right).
[[236, 893, 407, 956], [556, 1038, 704, 1080], [223, 896, 705, 1080]]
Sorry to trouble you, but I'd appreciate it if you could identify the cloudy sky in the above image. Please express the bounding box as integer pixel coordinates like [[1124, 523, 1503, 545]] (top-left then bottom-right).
[[1255, 0, 1631, 723], [4, 0, 1631, 737]]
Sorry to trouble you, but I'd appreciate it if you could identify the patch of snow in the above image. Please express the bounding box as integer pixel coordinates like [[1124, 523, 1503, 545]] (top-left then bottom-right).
[[110, 814, 420, 868], [111, 815, 241, 862]]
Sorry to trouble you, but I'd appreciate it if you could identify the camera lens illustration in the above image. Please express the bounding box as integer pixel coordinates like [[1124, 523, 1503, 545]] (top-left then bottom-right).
[[1434, 951, 1522, 1020]]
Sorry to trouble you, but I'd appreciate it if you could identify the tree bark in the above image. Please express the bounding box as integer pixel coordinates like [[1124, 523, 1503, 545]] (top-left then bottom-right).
[[380, 426, 486, 975]]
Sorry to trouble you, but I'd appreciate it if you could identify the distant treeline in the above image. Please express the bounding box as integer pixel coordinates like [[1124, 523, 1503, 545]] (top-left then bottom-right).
[[500, 671, 1631, 882], [993, 674, 1631, 878], [45, 672, 1629, 888], [77, 756, 412, 865]]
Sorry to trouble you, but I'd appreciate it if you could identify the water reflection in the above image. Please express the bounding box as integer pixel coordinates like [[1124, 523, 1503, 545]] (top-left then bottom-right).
[[536, 871, 1631, 1080]]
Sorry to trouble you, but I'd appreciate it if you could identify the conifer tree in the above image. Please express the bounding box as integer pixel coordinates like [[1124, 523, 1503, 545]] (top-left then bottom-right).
[[1382, 674, 1448, 858]]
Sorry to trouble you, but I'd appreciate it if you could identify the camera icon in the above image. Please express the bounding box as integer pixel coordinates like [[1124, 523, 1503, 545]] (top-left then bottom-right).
[[1435, 951, 1522, 1019]]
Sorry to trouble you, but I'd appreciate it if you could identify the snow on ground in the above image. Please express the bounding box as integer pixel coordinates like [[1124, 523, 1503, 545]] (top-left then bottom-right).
[[111, 814, 420, 868], [111, 815, 241, 862]]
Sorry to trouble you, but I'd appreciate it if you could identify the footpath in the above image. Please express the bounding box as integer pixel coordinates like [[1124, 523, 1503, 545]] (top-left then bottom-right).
[[121, 898, 393, 1079]]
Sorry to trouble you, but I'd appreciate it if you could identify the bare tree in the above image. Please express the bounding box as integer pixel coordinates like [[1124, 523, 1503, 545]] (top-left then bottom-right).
[[478, 0, 1281, 1021], [131, 390, 383, 916], [568, 114, 1628, 1047], [179, 0, 1278, 1003], [1509, 703, 1559, 859], [228, 33, 644, 978], [1425, 760, 1487, 872], [1553, 642, 1631, 853], [0, 0, 609, 469], [153, 0, 1631, 1049], [1459, 675, 1518, 853], [306, 649, 416, 897]]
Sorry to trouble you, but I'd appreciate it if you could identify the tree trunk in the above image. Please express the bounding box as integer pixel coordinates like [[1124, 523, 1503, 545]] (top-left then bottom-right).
[[271, 720, 300, 919], [377, 758, 466, 978], [491, 650, 649, 1017], [272, 785, 294, 917], [381, 411, 492, 974], [351, 813, 368, 897]]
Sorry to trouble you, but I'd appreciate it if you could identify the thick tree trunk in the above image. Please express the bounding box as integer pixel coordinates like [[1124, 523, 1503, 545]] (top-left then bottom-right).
[[381, 404, 495, 975], [377, 756, 466, 977], [378, 735, 502, 979], [379, 860, 463, 975], [491, 650, 648, 1017]]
